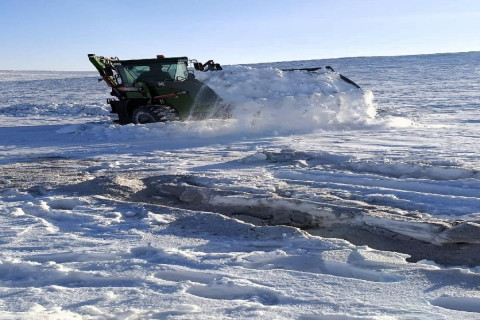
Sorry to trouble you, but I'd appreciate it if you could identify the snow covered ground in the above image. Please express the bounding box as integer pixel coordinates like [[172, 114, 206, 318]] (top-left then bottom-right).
[[1, 52, 480, 319]]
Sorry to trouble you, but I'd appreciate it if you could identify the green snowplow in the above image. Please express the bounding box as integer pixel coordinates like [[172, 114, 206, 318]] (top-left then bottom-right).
[[88, 54, 227, 124]]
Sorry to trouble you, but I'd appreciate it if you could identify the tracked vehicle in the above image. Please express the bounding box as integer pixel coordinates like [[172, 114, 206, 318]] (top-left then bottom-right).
[[88, 54, 227, 124]]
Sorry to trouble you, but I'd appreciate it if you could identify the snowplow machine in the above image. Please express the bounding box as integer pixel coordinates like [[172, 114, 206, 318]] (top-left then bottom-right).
[[88, 54, 227, 124], [89, 54, 362, 125]]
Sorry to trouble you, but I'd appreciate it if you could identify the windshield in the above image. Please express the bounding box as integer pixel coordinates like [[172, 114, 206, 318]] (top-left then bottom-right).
[[116, 60, 188, 85], [174, 62, 188, 81]]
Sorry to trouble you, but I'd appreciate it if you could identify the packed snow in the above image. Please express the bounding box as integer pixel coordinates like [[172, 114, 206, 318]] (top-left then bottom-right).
[[1, 52, 480, 319]]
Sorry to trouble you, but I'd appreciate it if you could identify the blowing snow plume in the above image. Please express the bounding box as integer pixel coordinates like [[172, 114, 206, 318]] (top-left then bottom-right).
[[195, 65, 377, 133]]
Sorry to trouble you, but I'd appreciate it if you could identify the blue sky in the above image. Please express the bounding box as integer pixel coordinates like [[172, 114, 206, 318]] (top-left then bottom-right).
[[1, 0, 479, 70]]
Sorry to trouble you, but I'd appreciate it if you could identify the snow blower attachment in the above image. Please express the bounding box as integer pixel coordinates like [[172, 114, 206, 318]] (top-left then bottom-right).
[[88, 54, 228, 124], [192, 60, 223, 72], [281, 66, 361, 89]]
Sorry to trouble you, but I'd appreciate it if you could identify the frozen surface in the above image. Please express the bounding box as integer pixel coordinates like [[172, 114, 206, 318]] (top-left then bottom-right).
[[1, 52, 480, 319]]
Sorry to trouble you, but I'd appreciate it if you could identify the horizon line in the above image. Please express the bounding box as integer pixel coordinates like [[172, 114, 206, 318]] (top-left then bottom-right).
[[2, 50, 479, 72]]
